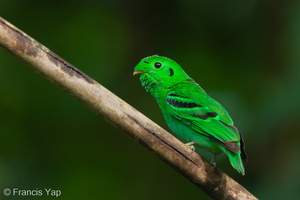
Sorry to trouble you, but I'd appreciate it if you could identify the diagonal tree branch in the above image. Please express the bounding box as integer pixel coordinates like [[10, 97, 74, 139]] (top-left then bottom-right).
[[0, 17, 257, 200]]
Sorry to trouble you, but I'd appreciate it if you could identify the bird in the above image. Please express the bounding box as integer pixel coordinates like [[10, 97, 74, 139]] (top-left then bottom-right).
[[133, 55, 247, 175]]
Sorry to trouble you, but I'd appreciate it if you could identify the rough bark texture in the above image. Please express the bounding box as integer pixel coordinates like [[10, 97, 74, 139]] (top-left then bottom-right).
[[0, 17, 258, 200]]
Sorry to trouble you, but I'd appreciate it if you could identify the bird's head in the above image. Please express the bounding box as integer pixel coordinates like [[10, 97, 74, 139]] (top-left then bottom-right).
[[133, 55, 191, 92]]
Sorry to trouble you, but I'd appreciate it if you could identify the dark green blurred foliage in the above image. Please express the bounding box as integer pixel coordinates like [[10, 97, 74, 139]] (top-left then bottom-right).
[[1, 0, 300, 199]]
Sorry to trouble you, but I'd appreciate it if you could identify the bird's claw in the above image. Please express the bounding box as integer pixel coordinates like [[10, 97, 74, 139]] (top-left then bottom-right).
[[185, 141, 196, 151], [210, 153, 218, 168]]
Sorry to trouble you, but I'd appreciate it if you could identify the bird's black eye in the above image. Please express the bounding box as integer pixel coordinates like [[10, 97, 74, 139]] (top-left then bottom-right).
[[154, 62, 162, 69]]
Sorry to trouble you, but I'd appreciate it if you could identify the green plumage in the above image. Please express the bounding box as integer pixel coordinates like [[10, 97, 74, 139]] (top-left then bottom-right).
[[133, 55, 247, 175]]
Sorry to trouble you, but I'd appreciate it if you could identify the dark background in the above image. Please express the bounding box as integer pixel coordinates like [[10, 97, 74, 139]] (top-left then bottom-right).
[[1, 0, 300, 199]]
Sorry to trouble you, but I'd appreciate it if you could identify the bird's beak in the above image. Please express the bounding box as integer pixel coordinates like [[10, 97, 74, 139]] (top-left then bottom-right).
[[133, 71, 149, 76]]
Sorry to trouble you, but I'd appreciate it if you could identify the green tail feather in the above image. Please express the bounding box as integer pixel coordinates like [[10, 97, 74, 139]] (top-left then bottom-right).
[[227, 151, 245, 175]]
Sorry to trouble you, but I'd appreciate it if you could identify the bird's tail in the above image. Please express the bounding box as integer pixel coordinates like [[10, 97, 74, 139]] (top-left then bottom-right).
[[227, 150, 245, 175]]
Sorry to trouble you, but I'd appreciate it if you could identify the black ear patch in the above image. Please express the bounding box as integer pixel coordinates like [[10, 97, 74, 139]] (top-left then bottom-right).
[[169, 68, 174, 76]]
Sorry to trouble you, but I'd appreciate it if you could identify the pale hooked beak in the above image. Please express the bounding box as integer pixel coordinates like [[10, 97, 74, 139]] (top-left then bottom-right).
[[133, 71, 149, 76]]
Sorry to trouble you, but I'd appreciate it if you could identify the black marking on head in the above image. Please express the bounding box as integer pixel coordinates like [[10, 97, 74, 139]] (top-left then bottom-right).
[[169, 68, 174, 76], [143, 61, 149, 64]]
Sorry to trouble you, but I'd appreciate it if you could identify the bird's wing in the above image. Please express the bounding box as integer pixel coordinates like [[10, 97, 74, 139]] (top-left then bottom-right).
[[165, 88, 241, 153]]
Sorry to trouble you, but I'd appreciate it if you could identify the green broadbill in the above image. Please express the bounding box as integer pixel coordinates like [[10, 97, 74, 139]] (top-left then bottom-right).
[[133, 55, 247, 175]]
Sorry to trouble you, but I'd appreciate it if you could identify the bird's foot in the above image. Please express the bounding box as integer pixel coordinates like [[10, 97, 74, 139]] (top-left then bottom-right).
[[210, 153, 218, 168], [185, 141, 196, 151]]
